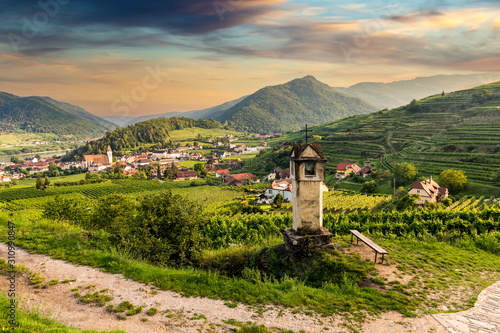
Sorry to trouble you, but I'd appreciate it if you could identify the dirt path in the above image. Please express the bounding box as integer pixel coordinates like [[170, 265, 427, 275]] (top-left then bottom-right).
[[1, 244, 446, 332]]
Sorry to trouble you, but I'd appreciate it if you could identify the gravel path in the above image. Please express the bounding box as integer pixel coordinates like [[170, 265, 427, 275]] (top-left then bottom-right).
[[1, 244, 448, 332]]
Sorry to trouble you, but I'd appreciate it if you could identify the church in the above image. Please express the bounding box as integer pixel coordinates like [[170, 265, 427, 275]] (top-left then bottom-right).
[[82, 145, 113, 171]]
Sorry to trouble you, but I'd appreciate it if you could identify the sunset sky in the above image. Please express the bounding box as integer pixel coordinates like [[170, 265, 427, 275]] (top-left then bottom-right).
[[1, 0, 499, 117]]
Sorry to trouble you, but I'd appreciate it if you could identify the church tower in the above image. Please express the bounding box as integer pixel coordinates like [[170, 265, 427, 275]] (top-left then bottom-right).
[[107, 145, 113, 163]]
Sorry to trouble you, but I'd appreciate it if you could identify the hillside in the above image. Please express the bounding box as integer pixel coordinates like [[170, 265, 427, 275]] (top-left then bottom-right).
[[0, 92, 116, 138], [215, 76, 377, 133], [39, 97, 117, 132], [335, 74, 500, 110], [69, 117, 231, 157], [276, 81, 500, 187]]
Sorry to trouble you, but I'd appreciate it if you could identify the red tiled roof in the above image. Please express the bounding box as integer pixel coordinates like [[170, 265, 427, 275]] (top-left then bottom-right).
[[225, 173, 256, 181], [216, 169, 230, 175], [336, 163, 361, 172], [83, 155, 109, 164], [176, 171, 197, 178]]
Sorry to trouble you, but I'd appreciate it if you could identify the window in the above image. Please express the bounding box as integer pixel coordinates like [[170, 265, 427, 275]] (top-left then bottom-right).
[[304, 161, 316, 176]]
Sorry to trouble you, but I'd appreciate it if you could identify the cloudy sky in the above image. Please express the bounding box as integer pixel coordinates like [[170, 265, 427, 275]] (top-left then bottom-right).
[[1, 0, 499, 117]]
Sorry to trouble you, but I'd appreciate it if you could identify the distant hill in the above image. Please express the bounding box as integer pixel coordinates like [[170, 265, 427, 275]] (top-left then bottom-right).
[[106, 96, 248, 128], [100, 115, 136, 127], [214, 76, 377, 133], [68, 117, 231, 158], [279, 81, 500, 187], [335, 74, 500, 110], [0, 92, 116, 138]]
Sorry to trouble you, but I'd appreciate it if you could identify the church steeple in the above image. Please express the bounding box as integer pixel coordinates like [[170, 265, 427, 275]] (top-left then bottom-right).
[[107, 145, 113, 163]]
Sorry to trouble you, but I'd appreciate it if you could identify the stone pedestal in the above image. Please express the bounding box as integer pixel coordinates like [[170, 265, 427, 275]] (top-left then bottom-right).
[[283, 228, 335, 257]]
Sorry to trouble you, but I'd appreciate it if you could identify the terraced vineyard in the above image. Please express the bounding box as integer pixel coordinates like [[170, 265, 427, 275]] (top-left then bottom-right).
[[292, 81, 500, 191], [0, 179, 242, 208]]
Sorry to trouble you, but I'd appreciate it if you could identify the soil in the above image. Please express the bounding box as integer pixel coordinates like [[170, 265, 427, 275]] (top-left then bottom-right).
[[1, 244, 446, 333]]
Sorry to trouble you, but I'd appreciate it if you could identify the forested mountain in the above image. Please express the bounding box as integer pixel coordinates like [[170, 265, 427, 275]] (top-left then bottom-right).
[[335, 74, 500, 110], [39, 96, 117, 132], [0, 92, 116, 138], [214, 76, 377, 133], [69, 117, 230, 158]]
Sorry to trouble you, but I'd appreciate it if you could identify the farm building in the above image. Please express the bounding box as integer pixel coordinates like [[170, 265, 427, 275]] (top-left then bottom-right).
[[409, 176, 448, 205]]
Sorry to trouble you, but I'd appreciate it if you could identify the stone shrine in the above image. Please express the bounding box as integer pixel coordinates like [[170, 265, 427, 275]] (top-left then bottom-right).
[[283, 143, 334, 253]]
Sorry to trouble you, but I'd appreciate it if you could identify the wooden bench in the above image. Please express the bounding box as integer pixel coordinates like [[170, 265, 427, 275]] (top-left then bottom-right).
[[349, 230, 388, 264]]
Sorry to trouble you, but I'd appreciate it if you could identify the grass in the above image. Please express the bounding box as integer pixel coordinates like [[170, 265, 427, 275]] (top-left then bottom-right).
[[0, 211, 417, 318]]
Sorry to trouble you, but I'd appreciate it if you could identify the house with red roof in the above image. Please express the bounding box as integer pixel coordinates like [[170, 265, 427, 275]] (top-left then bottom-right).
[[409, 176, 448, 205], [223, 173, 256, 186], [215, 169, 230, 178], [265, 179, 293, 202], [335, 163, 361, 179]]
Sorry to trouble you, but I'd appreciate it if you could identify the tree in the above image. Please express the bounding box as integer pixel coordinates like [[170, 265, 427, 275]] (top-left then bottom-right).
[[393, 162, 418, 184], [91, 194, 137, 233], [408, 99, 421, 112], [35, 177, 44, 190], [194, 163, 207, 178], [130, 191, 205, 266], [35, 154, 41, 160], [361, 180, 377, 193], [48, 163, 60, 177], [10, 156, 23, 164], [273, 193, 284, 208], [438, 169, 467, 194], [43, 177, 50, 189]]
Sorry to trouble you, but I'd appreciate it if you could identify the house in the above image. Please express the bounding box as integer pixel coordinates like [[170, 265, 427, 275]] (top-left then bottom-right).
[[409, 176, 449, 206], [265, 179, 293, 202], [335, 163, 361, 179], [233, 145, 247, 152], [165, 149, 182, 159], [357, 164, 374, 178], [216, 169, 230, 178], [135, 158, 154, 167], [151, 149, 168, 159], [0, 175, 11, 182], [224, 173, 256, 186], [25, 157, 39, 163], [176, 171, 198, 181]]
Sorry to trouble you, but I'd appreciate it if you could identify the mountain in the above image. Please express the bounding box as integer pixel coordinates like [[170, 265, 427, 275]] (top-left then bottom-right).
[[283, 81, 500, 186], [214, 76, 377, 133], [111, 96, 248, 127], [0, 92, 116, 138], [335, 74, 500, 110], [39, 97, 117, 132]]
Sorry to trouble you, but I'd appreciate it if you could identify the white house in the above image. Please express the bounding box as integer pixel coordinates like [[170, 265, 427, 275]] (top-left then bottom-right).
[[264, 180, 293, 202]]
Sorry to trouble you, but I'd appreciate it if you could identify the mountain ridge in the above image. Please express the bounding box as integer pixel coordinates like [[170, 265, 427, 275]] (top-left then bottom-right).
[[0, 92, 116, 139]]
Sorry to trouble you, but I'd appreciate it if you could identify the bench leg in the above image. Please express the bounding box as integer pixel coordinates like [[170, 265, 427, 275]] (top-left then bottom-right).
[[374, 252, 377, 264]]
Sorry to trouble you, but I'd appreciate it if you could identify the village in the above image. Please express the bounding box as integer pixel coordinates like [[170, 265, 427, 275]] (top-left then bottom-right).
[[0, 135, 449, 208]]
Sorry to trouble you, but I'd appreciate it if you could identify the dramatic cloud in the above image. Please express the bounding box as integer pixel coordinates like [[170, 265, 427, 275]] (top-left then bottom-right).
[[0, 1, 499, 116]]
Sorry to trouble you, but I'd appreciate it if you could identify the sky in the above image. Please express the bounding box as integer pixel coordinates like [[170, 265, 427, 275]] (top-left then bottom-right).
[[0, 0, 499, 117]]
